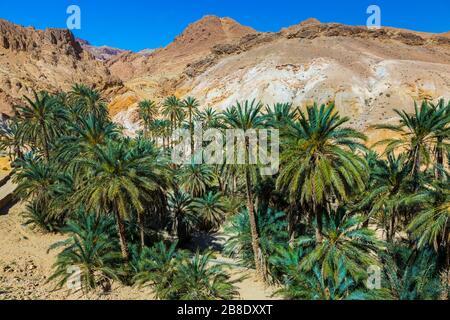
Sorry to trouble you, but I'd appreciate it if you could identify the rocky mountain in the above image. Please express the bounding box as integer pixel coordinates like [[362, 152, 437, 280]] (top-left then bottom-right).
[[0, 15, 449, 143], [77, 38, 127, 61], [108, 17, 450, 142], [107, 15, 256, 82], [0, 18, 121, 115]]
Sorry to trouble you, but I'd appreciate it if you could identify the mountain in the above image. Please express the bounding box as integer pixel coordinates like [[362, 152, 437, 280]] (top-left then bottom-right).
[[0, 16, 449, 143], [109, 17, 450, 141], [0, 19, 121, 115], [77, 39, 127, 61], [107, 15, 256, 82]]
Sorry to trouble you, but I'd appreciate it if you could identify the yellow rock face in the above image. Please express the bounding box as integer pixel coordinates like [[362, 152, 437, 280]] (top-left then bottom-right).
[[109, 93, 140, 117], [0, 157, 11, 173]]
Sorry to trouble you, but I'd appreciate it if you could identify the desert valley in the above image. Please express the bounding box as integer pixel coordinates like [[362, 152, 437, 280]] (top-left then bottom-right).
[[0, 13, 449, 301]]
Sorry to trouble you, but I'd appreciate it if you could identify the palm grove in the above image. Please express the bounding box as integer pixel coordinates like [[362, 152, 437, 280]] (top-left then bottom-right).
[[0, 84, 449, 300]]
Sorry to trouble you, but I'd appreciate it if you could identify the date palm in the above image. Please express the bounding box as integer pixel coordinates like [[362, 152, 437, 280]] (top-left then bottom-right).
[[362, 153, 425, 241], [48, 210, 120, 294], [277, 259, 389, 300], [168, 190, 198, 243], [173, 251, 240, 300], [0, 117, 23, 161], [373, 100, 450, 188], [13, 153, 57, 204], [14, 91, 65, 161], [69, 84, 109, 122], [196, 107, 221, 129], [277, 102, 367, 242], [408, 174, 450, 266], [298, 211, 384, 281], [431, 99, 450, 179], [192, 191, 226, 231], [133, 241, 184, 299], [222, 100, 266, 280], [56, 114, 120, 172], [264, 102, 297, 131], [138, 100, 158, 139], [162, 96, 184, 146], [149, 119, 171, 149], [72, 139, 171, 260], [178, 163, 216, 197], [182, 97, 200, 155]]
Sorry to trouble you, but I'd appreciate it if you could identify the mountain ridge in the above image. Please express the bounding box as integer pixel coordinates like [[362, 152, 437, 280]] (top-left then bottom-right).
[[1, 16, 450, 144]]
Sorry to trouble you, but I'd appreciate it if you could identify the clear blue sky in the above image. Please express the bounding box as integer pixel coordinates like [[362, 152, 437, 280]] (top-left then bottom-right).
[[0, 0, 449, 52]]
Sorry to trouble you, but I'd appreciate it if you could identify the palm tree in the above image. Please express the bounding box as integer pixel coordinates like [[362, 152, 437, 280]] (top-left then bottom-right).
[[138, 100, 158, 139], [168, 190, 198, 243], [178, 163, 216, 197], [196, 107, 221, 129], [277, 102, 368, 242], [298, 211, 384, 281], [381, 244, 444, 300], [133, 241, 183, 299], [264, 102, 297, 131], [72, 139, 171, 260], [276, 259, 390, 300], [48, 210, 120, 294], [182, 97, 200, 155], [373, 100, 450, 189], [173, 251, 240, 300], [162, 96, 184, 146], [430, 100, 450, 179], [68, 84, 109, 122], [192, 191, 226, 231], [14, 91, 65, 160], [224, 208, 288, 273], [56, 114, 120, 172], [362, 153, 425, 241], [149, 119, 171, 149], [222, 100, 266, 279], [13, 153, 57, 204], [408, 174, 450, 266], [0, 116, 23, 161]]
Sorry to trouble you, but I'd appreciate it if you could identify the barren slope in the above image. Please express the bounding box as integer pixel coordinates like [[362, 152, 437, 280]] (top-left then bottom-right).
[[0, 19, 121, 115], [111, 18, 450, 141]]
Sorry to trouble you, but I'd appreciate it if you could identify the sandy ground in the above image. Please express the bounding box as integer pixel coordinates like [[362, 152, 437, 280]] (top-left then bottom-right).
[[0, 202, 276, 300]]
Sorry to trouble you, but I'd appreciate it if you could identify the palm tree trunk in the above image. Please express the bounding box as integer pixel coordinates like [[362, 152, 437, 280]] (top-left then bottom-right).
[[189, 108, 194, 156], [412, 147, 420, 191], [114, 210, 130, 261], [436, 137, 444, 180], [245, 166, 264, 281], [315, 208, 324, 243], [137, 211, 145, 249], [388, 212, 396, 242], [40, 121, 50, 161], [287, 204, 296, 242]]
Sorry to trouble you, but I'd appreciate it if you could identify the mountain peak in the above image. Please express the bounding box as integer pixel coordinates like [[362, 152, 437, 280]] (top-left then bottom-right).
[[170, 15, 256, 49]]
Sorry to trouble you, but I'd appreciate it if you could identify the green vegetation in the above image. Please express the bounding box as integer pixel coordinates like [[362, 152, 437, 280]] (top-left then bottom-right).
[[1, 85, 449, 300]]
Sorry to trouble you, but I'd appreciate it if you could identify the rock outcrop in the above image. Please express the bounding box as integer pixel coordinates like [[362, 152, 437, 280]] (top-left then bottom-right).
[[77, 38, 127, 61], [0, 19, 122, 114]]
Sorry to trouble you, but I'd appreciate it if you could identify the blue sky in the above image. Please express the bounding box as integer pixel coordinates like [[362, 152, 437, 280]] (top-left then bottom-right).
[[0, 0, 449, 51]]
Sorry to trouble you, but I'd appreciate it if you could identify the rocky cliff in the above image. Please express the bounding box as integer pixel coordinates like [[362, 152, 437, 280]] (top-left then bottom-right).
[[0, 19, 121, 114]]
